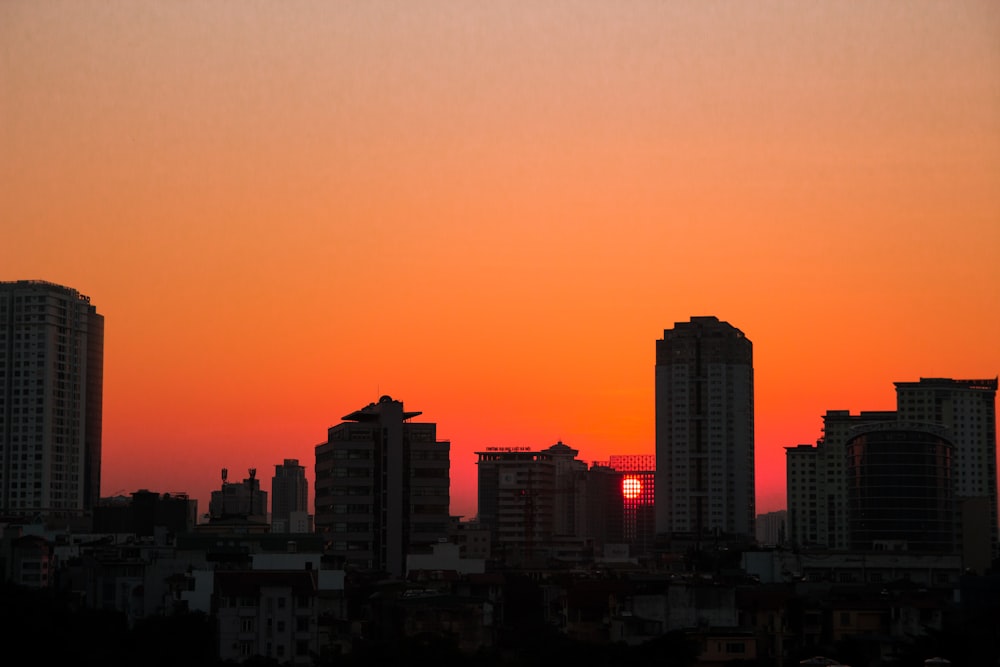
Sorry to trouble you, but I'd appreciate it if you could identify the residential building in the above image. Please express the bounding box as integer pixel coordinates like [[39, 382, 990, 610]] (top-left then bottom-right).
[[271, 458, 309, 532], [785, 410, 896, 549], [655, 316, 754, 539], [314, 395, 450, 578], [0, 280, 104, 525]]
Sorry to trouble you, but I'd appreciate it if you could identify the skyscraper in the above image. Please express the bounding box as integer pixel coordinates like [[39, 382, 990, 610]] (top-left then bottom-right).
[[314, 396, 450, 578], [0, 280, 104, 523], [271, 458, 308, 530], [655, 316, 754, 539]]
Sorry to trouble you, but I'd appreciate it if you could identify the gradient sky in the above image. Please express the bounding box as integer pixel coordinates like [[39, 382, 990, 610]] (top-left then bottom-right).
[[3, 1, 998, 520]]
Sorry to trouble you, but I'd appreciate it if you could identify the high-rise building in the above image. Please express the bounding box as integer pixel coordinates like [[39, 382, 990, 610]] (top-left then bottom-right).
[[0, 280, 104, 523], [314, 396, 450, 578], [785, 378, 997, 569], [785, 410, 896, 549], [895, 378, 998, 565], [271, 458, 309, 531], [475, 441, 590, 564], [655, 316, 755, 539]]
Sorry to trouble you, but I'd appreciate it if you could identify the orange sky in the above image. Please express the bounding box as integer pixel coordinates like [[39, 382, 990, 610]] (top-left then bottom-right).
[[3, 1, 999, 520]]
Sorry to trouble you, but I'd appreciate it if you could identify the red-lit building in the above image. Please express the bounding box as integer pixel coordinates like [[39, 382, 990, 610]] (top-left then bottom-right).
[[597, 455, 656, 556]]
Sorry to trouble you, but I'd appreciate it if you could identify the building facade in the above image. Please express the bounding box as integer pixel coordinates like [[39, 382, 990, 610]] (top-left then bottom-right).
[[0, 280, 104, 523], [271, 458, 309, 531], [475, 441, 590, 564], [655, 316, 754, 539], [314, 396, 450, 578], [605, 454, 655, 555], [895, 378, 998, 560], [846, 422, 955, 552], [785, 410, 897, 549], [786, 378, 997, 568]]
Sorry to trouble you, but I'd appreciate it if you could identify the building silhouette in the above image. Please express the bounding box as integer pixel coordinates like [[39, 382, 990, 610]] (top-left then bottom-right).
[[209, 468, 268, 524], [0, 280, 104, 525], [475, 441, 591, 564], [601, 454, 655, 556], [271, 458, 309, 532], [655, 316, 754, 539], [786, 409, 897, 549], [846, 421, 955, 552], [314, 395, 450, 578], [895, 378, 998, 562], [786, 378, 997, 571]]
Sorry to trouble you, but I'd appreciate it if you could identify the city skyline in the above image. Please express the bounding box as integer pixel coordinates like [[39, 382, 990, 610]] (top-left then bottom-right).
[[3, 2, 998, 520]]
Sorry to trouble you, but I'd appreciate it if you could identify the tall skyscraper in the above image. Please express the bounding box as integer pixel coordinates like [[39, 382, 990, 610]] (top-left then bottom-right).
[[271, 458, 308, 529], [314, 396, 450, 578], [0, 280, 104, 523], [655, 316, 754, 539]]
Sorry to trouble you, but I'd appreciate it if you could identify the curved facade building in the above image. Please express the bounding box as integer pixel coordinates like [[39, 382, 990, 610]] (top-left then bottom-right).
[[846, 422, 954, 552]]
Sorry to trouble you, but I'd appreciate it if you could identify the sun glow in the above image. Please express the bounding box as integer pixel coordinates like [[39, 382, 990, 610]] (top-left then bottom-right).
[[622, 476, 642, 500]]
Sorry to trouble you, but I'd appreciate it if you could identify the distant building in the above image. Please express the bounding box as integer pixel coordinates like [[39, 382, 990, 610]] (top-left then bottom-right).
[[209, 468, 268, 524], [476, 441, 590, 564], [604, 454, 655, 555], [586, 463, 626, 553], [755, 510, 786, 546], [314, 396, 450, 578], [0, 280, 104, 525], [271, 458, 310, 532], [94, 489, 198, 536], [655, 316, 754, 539]]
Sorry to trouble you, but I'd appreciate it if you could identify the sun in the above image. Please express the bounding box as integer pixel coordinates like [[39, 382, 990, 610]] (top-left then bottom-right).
[[622, 476, 642, 500]]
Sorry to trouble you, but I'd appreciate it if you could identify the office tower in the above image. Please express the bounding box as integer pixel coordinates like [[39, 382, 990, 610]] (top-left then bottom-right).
[[785, 410, 896, 549], [271, 458, 308, 530], [655, 316, 754, 539], [475, 441, 588, 564], [895, 378, 998, 565], [314, 396, 450, 578], [846, 422, 955, 552], [0, 280, 104, 522], [209, 468, 268, 523]]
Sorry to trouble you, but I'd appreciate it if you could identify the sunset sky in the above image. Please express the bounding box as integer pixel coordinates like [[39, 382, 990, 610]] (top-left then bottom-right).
[[3, 1, 998, 520]]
